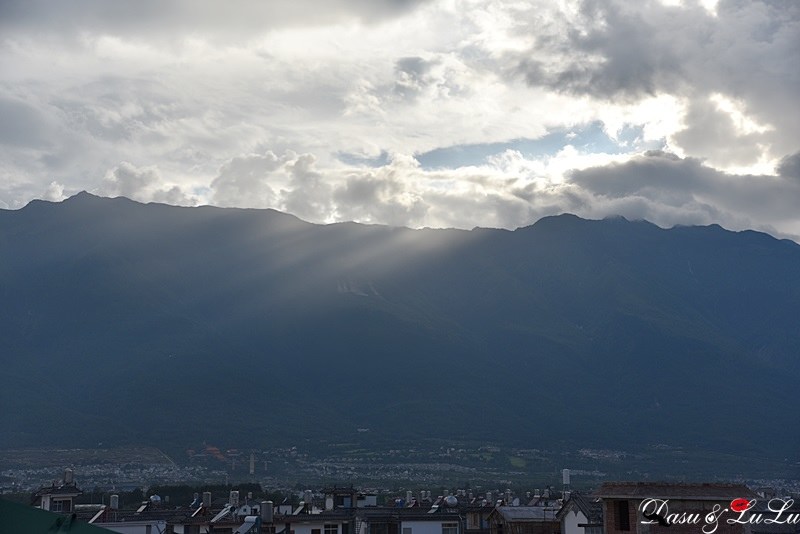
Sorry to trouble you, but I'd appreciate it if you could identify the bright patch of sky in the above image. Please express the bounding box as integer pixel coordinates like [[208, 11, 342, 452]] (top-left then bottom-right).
[[415, 122, 664, 169]]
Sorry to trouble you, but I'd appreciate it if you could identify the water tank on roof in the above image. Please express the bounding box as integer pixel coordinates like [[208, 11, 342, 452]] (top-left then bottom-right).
[[445, 496, 458, 507], [261, 501, 274, 523]]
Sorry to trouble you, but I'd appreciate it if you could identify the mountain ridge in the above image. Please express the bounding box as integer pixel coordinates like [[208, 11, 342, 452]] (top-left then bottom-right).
[[1, 193, 798, 467]]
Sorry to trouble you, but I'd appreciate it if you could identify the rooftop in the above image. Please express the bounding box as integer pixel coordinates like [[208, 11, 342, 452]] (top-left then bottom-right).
[[557, 493, 603, 524], [491, 507, 559, 522], [596, 482, 759, 500]]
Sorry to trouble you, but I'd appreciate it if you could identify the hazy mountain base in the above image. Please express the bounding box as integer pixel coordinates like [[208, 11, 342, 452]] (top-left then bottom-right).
[[1, 193, 798, 478]]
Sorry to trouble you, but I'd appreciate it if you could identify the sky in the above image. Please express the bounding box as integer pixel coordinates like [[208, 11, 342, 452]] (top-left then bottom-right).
[[1, 0, 798, 238]]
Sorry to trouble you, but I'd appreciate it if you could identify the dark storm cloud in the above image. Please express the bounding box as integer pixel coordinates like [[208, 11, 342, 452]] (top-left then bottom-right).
[[777, 152, 800, 181], [514, 0, 685, 99], [568, 150, 800, 232], [511, 0, 800, 167], [520, 0, 684, 99], [514, 0, 798, 100], [570, 151, 713, 197]]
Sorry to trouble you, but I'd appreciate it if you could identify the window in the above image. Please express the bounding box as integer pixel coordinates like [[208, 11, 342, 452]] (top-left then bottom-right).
[[442, 522, 459, 534], [326, 524, 339, 534], [403, 528, 412, 534], [51, 500, 71, 512], [615, 501, 630, 531], [313, 528, 321, 534]]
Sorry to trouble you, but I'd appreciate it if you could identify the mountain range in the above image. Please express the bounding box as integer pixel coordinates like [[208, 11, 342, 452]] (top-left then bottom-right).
[[1, 192, 798, 465]]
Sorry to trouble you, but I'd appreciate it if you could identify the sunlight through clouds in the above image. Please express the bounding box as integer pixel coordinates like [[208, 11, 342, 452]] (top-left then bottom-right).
[[0, 0, 797, 238]]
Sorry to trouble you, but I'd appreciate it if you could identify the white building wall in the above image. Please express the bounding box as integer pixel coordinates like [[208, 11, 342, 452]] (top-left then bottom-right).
[[99, 520, 167, 534], [291, 520, 343, 534], [562, 510, 588, 534], [292, 522, 323, 534], [402, 520, 448, 534]]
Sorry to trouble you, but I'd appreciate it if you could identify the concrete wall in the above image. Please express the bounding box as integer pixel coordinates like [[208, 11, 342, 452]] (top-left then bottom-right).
[[402, 519, 455, 534]]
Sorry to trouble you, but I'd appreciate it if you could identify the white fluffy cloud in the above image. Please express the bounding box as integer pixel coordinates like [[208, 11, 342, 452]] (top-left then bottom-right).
[[98, 162, 196, 205], [0, 0, 797, 239]]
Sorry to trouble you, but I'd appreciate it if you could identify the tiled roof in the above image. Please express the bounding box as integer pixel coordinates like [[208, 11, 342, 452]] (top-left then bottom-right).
[[493, 507, 559, 522], [74, 507, 195, 524], [278, 511, 355, 523], [596, 482, 758, 500], [33, 483, 83, 497], [358, 507, 462, 520], [557, 493, 603, 524]]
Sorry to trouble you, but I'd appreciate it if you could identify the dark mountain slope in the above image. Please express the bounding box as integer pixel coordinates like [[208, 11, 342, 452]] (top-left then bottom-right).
[[1, 193, 798, 461]]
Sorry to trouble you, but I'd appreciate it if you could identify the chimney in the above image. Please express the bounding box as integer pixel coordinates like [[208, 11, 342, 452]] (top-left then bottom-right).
[[64, 468, 74, 485], [406, 491, 413, 504], [110, 495, 119, 510], [203, 492, 212, 508], [304, 490, 313, 507]]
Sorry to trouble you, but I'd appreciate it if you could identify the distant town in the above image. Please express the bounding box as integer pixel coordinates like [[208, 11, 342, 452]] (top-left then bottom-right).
[[3, 444, 799, 496]]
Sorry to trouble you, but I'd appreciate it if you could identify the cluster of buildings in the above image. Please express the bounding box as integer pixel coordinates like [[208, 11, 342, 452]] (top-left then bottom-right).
[[5, 469, 799, 534]]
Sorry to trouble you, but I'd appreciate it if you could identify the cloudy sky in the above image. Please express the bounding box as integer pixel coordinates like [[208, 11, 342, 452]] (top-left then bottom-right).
[[1, 0, 798, 237]]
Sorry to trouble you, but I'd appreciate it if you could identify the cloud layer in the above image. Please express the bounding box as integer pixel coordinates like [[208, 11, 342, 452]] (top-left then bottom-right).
[[0, 0, 798, 238]]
